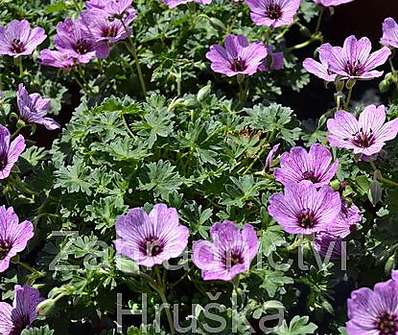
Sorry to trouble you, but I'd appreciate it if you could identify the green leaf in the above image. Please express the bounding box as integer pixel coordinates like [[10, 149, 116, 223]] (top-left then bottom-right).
[[138, 160, 184, 200], [274, 315, 318, 335], [116, 256, 139, 274], [355, 175, 371, 195], [261, 224, 286, 257], [243, 103, 302, 145], [54, 157, 93, 195]]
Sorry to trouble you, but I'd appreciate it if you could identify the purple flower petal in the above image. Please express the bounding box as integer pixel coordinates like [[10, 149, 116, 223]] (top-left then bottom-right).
[[39, 49, 77, 69], [328, 106, 398, 156], [17, 84, 59, 130], [381, 17, 398, 48], [192, 221, 258, 281], [0, 285, 42, 334], [346, 272, 398, 334], [0, 206, 34, 273], [0, 20, 46, 57], [0, 126, 25, 180], [268, 181, 341, 235], [274, 143, 338, 187], [207, 34, 267, 77], [246, 0, 301, 28], [115, 204, 189, 267], [310, 35, 390, 80]]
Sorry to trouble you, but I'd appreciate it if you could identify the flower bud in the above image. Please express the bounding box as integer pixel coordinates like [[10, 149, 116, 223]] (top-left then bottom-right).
[[37, 298, 57, 316]]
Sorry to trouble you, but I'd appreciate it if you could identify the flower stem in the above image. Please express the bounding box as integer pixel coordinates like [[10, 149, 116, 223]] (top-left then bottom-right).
[[157, 289, 175, 335], [11, 123, 25, 140], [13, 258, 45, 278], [121, 21, 147, 97], [141, 269, 175, 335], [379, 176, 398, 188], [237, 75, 248, 103], [344, 83, 355, 110], [232, 276, 240, 304], [288, 33, 322, 51], [370, 161, 398, 188], [71, 0, 82, 11], [389, 58, 396, 73], [154, 268, 175, 335], [15, 57, 24, 78], [8, 175, 36, 195], [315, 7, 324, 33], [122, 113, 135, 138], [72, 70, 87, 93]]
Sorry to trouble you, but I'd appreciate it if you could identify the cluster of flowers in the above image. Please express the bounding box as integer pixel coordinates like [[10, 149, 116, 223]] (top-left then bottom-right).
[[206, 34, 284, 77], [0, 83, 59, 182], [0, 206, 41, 334], [41, 0, 137, 68], [0, 0, 137, 69], [266, 105, 398, 255], [115, 204, 259, 281], [267, 143, 360, 257], [167, 0, 356, 21]]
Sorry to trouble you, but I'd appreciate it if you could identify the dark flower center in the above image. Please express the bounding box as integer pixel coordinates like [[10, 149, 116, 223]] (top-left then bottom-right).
[[352, 128, 376, 148], [0, 240, 11, 260], [231, 58, 247, 72], [375, 312, 398, 335], [102, 25, 119, 38], [10, 39, 25, 54], [73, 39, 93, 54], [139, 236, 164, 257], [266, 3, 283, 20], [10, 314, 30, 335], [222, 249, 244, 270], [302, 170, 320, 183], [344, 60, 365, 76], [297, 209, 318, 228]]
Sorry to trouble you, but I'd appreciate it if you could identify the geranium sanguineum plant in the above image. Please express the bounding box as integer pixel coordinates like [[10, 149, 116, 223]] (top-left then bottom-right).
[[206, 34, 268, 77], [115, 204, 189, 267], [381, 17, 398, 49], [81, 7, 137, 45], [87, 0, 136, 19], [0, 206, 34, 272], [17, 84, 60, 130], [245, 0, 301, 28], [0, 20, 46, 57], [0, 125, 25, 179], [304, 36, 391, 81], [268, 181, 341, 235], [192, 221, 258, 281], [346, 270, 398, 335], [274, 143, 339, 187], [0, 285, 42, 335], [54, 18, 109, 63], [327, 105, 398, 156]]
